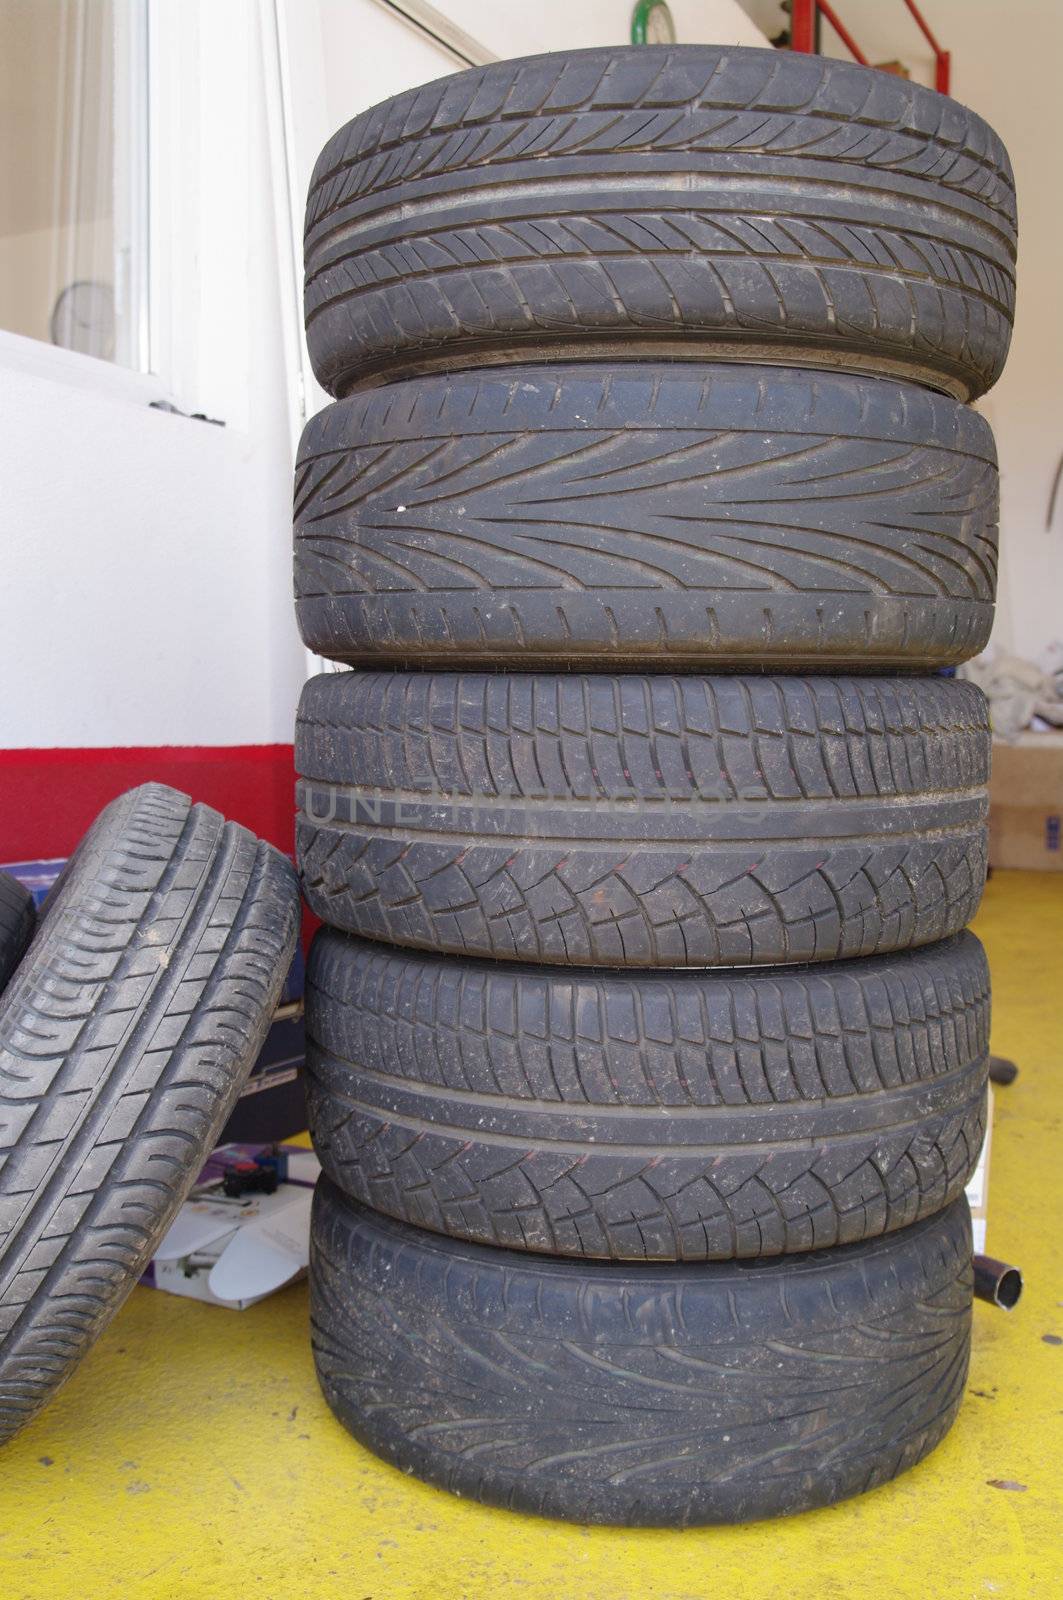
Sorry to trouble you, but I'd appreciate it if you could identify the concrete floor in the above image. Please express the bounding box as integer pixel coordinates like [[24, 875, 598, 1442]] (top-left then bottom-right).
[[1, 871, 1060, 1600]]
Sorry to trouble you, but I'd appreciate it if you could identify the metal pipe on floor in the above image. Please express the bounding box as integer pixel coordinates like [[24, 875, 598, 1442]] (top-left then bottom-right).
[[973, 1256, 1023, 1310]]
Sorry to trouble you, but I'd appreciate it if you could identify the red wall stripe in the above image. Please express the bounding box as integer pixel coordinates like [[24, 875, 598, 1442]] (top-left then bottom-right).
[[0, 745, 296, 863]]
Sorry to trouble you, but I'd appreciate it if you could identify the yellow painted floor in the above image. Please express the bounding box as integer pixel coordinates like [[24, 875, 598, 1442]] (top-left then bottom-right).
[[1, 872, 1061, 1600]]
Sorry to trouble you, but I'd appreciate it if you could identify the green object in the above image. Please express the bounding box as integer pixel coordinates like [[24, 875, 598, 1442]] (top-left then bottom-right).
[[631, 0, 676, 44]]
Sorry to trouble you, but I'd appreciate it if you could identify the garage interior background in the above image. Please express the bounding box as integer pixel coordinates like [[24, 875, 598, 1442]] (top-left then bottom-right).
[[0, 0, 1060, 864]]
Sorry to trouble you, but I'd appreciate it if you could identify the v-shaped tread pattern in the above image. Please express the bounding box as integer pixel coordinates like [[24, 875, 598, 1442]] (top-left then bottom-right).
[[295, 363, 998, 671], [310, 1183, 973, 1525]]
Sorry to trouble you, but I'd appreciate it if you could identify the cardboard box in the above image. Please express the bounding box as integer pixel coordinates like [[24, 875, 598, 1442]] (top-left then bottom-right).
[[988, 734, 1063, 870]]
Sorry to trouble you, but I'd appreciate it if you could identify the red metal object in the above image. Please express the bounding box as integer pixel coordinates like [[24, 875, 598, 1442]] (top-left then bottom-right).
[[790, 0, 815, 54], [902, 0, 951, 92], [789, 0, 951, 96], [812, 0, 869, 65]]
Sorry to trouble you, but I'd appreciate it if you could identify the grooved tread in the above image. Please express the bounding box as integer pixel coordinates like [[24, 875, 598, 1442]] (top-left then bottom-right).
[[306, 928, 989, 1260], [310, 1182, 973, 1525], [296, 670, 990, 968], [303, 46, 1016, 399], [0, 784, 301, 1442], [0, 874, 34, 995], [295, 363, 998, 671]]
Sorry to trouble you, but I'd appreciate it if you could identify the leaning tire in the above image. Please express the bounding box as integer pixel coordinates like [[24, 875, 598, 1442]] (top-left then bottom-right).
[[305, 929, 989, 1261], [0, 873, 35, 994], [295, 364, 998, 672], [296, 670, 990, 967], [304, 46, 1016, 400], [310, 1182, 973, 1526], [0, 784, 301, 1442]]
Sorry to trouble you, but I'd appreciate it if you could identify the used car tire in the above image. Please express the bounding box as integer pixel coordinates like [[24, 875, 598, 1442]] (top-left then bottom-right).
[[295, 364, 998, 672], [304, 928, 989, 1261], [310, 1181, 973, 1525], [296, 670, 990, 968], [0, 784, 301, 1443], [304, 46, 1015, 400], [0, 873, 35, 994]]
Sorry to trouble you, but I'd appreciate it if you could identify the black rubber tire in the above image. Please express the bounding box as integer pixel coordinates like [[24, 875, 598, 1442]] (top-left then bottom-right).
[[295, 670, 990, 968], [0, 784, 301, 1443], [304, 46, 1016, 401], [305, 928, 989, 1261], [0, 874, 35, 995], [295, 363, 998, 672], [310, 1181, 973, 1526]]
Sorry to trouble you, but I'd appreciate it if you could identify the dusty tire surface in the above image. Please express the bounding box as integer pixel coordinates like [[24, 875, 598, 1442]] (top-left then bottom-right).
[[0, 874, 35, 995], [0, 784, 301, 1442], [305, 45, 1016, 400], [310, 1182, 973, 1525], [295, 364, 998, 672], [296, 670, 990, 968], [305, 929, 989, 1261]]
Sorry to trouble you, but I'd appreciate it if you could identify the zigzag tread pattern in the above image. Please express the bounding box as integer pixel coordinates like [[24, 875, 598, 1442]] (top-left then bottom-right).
[[305, 928, 989, 1258], [0, 785, 300, 1442], [295, 672, 989, 966], [309, 1183, 973, 1524], [308, 1077, 987, 1261], [296, 822, 988, 968]]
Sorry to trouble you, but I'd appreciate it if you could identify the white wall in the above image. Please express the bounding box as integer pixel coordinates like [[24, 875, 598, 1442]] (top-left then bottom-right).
[[0, 341, 302, 749], [0, 0, 307, 751], [434, 0, 767, 53]]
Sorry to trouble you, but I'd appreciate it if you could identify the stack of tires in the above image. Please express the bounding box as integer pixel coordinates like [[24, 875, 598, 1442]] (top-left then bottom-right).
[[293, 45, 1015, 1526]]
